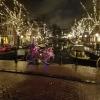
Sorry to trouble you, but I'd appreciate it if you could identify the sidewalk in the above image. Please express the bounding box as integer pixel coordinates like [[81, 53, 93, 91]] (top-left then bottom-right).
[[0, 60, 99, 84]]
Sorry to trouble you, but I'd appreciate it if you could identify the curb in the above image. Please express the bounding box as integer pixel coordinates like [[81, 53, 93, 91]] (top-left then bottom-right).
[[0, 69, 97, 84]]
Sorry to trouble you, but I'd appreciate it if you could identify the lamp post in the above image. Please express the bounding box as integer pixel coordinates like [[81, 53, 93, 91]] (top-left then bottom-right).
[[16, 31, 20, 49], [20, 35, 23, 46], [95, 33, 100, 68], [95, 33, 100, 50]]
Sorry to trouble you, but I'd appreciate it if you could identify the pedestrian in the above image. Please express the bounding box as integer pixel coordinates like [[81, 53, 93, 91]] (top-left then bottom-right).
[[26, 39, 39, 65]]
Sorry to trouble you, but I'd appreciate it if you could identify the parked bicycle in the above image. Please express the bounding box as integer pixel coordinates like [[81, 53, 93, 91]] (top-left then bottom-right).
[[26, 43, 55, 65]]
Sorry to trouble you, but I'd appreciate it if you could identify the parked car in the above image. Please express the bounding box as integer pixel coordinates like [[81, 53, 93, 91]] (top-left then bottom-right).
[[0, 44, 11, 52]]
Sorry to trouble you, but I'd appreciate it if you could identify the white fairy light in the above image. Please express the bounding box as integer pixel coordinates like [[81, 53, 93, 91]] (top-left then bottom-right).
[[69, 0, 100, 45], [0, 0, 45, 45]]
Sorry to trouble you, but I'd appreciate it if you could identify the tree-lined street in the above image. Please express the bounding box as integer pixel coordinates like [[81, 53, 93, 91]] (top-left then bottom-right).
[[1, 0, 100, 99]]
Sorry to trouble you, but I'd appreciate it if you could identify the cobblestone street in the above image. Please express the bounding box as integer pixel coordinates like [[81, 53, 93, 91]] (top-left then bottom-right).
[[0, 72, 100, 100], [0, 60, 100, 100]]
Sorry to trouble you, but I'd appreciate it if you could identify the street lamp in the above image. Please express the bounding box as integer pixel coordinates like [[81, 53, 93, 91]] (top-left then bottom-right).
[[16, 31, 21, 48], [95, 33, 100, 42]]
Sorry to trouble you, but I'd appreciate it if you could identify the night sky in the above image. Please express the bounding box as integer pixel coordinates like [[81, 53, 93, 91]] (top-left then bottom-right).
[[19, 0, 88, 27]]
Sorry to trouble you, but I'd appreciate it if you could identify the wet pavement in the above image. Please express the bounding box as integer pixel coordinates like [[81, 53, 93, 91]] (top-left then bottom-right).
[[0, 72, 100, 100], [0, 72, 80, 100], [0, 60, 99, 83], [0, 60, 100, 100]]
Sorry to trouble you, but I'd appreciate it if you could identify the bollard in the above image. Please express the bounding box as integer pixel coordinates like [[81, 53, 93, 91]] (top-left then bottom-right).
[[96, 57, 100, 69]]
